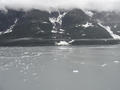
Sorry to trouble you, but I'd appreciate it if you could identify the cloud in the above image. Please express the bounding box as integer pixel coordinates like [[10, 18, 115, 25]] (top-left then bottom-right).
[[0, 0, 120, 11]]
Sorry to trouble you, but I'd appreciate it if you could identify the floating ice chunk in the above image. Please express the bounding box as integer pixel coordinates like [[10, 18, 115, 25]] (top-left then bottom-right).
[[24, 52, 29, 55], [34, 53, 42, 56], [82, 22, 94, 28], [113, 61, 120, 64], [98, 23, 120, 39], [56, 41, 69, 46], [59, 29, 65, 33], [80, 62, 85, 65], [101, 64, 107, 67], [73, 70, 79, 73]]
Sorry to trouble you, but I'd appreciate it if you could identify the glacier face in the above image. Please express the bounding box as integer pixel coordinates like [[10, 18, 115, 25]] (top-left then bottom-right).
[[0, 9, 120, 45]]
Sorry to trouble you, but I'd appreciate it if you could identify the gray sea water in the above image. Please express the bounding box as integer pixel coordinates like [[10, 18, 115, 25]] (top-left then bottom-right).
[[0, 45, 120, 90]]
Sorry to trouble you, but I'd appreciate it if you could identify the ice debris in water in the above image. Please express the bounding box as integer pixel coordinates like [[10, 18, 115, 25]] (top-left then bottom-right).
[[73, 70, 79, 73], [101, 64, 107, 67], [56, 41, 69, 46], [3, 18, 18, 34], [113, 61, 120, 64], [84, 10, 94, 17], [80, 62, 85, 65]]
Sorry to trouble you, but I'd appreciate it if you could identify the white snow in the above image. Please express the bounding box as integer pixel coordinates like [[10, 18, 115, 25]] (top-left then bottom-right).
[[98, 23, 120, 39], [75, 24, 81, 28], [56, 41, 69, 46], [57, 11, 66, 26], [69, 40, 75, 44], [75, 22, 94, 28], [3, 18, 18, 34], [59, 29, 65, 34], [84, 10, 94, 17], [55, 40, 74, 46], [51, 30, 58, 33], [42, 21, 48, 24], [49, 11, 67, 33], [49, 17, 56, 24], [59, 29, 64, 32], [114, 25, 117, 28], [82, 22, 94, 28]]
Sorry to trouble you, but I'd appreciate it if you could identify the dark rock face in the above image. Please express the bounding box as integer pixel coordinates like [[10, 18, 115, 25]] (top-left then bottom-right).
[[0, 10, 53, 39], [62, 9, 112, 39], [0, 10, 24, 32], [0, 8, 120, 45]]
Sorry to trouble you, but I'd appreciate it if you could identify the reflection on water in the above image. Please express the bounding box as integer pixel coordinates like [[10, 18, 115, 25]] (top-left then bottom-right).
[[0, 45, 120, 90]]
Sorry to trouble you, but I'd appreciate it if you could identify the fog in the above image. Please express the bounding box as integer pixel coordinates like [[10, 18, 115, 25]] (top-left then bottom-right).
[[0, 0, 120, 11]]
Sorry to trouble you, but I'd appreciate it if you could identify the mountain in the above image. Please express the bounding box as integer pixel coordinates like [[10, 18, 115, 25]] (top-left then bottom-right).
[[0, 9, 120, 46]]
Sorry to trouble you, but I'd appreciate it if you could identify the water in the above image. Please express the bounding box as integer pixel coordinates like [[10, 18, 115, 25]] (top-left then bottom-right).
[[0, 45, 120, 90]]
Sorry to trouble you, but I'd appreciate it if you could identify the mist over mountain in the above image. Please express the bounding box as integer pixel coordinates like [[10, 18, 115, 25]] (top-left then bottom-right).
[[0, 0, 120, 11]]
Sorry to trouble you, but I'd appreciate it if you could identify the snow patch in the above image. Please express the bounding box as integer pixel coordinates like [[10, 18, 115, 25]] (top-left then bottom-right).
[[59, 29, 64, 32], [84, 10, 94, 17], [82, 22, 94, 28], [98, 23, 120, 39], [114, 25, 117, 28], [1, 18, 18, 35], [49, 11, 67, 34], [51, 30, 58, 33], [75, 24, 81, 28], [69, 40, 75, 44]]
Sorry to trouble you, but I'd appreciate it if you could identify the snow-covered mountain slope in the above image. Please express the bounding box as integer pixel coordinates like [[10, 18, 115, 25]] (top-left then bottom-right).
[[0, 9, 120, 45]]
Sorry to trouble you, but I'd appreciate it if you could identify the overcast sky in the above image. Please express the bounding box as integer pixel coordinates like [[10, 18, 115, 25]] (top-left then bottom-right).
[[0, 0, 120, 11]]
